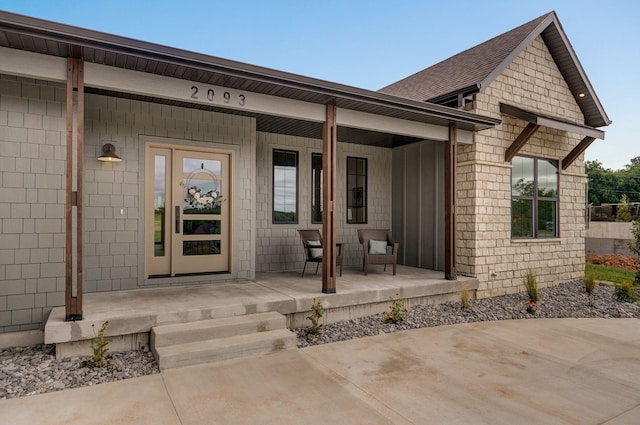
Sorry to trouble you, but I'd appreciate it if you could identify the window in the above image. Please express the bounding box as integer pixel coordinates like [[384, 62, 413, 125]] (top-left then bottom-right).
[[311, 153, 323, 223], [511, 156, 558, 238], [347, 157, 367, 224], [273, 149, 298, 223]]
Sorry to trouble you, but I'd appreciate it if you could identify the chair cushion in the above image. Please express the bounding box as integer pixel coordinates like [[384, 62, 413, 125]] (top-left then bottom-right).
[[307, 240, 322, 258], [369, 240, 387, 255]]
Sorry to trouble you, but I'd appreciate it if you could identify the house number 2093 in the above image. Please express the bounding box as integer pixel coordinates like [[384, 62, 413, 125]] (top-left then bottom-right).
[[190, 86, 246, 106]]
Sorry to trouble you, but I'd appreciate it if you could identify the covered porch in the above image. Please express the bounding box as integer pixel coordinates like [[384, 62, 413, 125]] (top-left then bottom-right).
[[45, 265, 478, 358], [0, 11, 498, 331]]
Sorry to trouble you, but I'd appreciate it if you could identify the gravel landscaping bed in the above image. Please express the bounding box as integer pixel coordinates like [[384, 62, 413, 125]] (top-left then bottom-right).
[[0, 346, 158, 399], [295, 280, 640, 347], [1, 280, 639, 399]]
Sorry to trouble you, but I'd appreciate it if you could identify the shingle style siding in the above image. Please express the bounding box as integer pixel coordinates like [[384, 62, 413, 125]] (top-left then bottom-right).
[[0, 80, 257, 332], [458, 36, 587, 297], [84, 94, 256, 292], [255, 133, 392, 272], [0, 75, 67, 333]]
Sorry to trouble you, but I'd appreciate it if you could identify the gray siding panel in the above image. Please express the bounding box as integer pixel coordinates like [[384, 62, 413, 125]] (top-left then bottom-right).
[[392, 140, 445, 272]]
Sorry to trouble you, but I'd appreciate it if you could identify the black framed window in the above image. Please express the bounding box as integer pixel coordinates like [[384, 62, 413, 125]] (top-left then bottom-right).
[[347, 156, 367, 224], [311, 153, 323, 223], [511, 155, 558, 238], [273, 149, 298, 224]]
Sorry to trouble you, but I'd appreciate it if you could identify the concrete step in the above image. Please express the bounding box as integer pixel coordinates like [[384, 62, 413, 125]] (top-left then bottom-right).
[[151, 311, 286, 348], [154, 328, 297, 370]]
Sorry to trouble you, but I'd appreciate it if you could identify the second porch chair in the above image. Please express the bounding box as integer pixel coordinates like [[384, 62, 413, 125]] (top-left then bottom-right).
[[297, 229, 343, 278], [357, 229, 399, 276]]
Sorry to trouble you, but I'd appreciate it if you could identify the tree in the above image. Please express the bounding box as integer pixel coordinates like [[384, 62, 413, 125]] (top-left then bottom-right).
[[586, 157, 640, 206], [618, 155, 640, 203], [616, 195, 633, 222], [586, 160, 618, 205]]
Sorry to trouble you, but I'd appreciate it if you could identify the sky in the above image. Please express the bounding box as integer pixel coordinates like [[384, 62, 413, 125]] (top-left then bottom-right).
[[1, 0, 638, 170]]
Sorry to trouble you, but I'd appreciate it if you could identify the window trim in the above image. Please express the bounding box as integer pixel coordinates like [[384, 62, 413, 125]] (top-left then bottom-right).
[[346, 156, 368, 225], [511, 155, 559, 239], [272, 148, 299, 224]]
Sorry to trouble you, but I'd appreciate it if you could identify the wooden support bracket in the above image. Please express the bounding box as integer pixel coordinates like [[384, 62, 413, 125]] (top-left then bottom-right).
[[562, 136, 596, 170], [504, 123, 540, 162]]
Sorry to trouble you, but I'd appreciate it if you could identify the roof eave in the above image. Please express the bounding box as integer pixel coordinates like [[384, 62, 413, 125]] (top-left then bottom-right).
[[0, 10, 500, 133]]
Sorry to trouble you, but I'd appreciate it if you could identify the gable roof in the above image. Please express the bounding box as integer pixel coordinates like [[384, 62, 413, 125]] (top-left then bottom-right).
[[380, 11, 611, 128]]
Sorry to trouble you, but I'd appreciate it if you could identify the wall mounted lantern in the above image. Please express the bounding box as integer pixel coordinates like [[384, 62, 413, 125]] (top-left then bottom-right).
[[97, 143, 122, 162]]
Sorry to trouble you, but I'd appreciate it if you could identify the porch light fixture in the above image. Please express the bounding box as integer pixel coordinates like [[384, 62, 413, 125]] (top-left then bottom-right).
[[98, 143, 122, 162]]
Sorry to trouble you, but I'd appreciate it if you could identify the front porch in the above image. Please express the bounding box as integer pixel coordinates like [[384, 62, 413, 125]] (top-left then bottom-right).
[[45, 266, 478, 358]]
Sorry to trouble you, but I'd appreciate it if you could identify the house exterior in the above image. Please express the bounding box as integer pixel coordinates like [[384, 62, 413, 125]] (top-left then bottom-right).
[[382, 12, 610, 297], [0, 10, 609, 339]]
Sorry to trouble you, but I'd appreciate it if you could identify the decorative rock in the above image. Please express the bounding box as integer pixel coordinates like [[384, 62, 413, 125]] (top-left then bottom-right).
[[295, 280, 640, 348], [0, 346, 159, 400], [1, 280, 638, 400]]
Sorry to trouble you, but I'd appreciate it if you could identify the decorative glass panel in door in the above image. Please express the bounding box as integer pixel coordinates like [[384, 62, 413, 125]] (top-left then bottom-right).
[[145, 147, 230, 277], [146, 147, 172, 277], [174, 150, 229, 274]]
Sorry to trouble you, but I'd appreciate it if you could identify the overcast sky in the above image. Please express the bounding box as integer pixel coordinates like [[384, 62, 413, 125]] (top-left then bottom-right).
[[2, 0, 637, 170]]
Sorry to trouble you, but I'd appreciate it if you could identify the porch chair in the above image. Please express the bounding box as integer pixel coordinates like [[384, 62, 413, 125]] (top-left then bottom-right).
[[357, 229, 399, 276], [297, 229, 343, 278]]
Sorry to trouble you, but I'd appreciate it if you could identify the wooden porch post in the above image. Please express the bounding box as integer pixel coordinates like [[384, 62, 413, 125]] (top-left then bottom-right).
[[322, 103, 337, 293], [65, 58, 84, 321], [444, 123, 457, 280]]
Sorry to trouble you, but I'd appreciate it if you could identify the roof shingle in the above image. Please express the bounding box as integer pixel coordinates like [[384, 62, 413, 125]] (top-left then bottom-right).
[[380, 11, 610, 128]]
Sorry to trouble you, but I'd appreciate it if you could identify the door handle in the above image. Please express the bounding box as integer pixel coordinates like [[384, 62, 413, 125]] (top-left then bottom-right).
[[175, 206, 180, 234]]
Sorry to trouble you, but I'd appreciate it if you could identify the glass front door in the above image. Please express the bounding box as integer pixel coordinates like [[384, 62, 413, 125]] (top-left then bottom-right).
[[145, 146, 230, 277]]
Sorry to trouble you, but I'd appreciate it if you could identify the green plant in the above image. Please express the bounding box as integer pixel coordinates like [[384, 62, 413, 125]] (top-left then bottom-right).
[[526, 299, 539, 315], [81, 321, 111, 368], [460, 284, 471, 309], [524, 270, 539, 315], [614, 281, 638, 303], [629, 219, 640, 286], [616, 194, 633, 222], [384, 294, 406, 324], [584, 270, 597, 294], [524, 269, 539, 302], [305, 299, 324, 335]]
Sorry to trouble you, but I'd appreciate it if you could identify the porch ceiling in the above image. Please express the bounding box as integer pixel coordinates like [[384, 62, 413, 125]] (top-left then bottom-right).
[[0, 10, 499, 146]]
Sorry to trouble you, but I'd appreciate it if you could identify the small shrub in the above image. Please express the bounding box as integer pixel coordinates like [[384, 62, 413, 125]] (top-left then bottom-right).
[[524, 269, 539, 302], [614, 281, 638, 303], [616, 194, 633, 222], [523, 270, 539, 315], [305, 298, 324, 335], [384, 294, 406, 324], [526, 299, 539, 315], [584, 270, 597, 294], [460, 284, 471, 309], [81, 321, 111, 368]]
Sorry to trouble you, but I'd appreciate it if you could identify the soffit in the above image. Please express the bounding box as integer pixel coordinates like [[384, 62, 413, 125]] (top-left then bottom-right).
[[500, 103, 605, 139]]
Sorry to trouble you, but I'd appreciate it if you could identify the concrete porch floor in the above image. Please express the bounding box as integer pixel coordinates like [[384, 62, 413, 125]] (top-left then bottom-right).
[[44, 265, 478, 357]]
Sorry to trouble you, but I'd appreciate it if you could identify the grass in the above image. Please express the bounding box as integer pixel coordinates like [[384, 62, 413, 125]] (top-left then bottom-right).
[[585, 263, 636, 284]]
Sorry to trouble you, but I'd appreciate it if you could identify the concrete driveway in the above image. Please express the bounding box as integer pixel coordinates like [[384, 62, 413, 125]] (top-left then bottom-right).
[[2, 318, 639, 424]]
